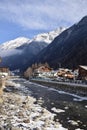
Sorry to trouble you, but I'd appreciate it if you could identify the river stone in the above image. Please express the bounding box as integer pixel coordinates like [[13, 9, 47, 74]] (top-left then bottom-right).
[[0, 89, 3, 96], [18, 111, 24, 117], [0, 98, 3, 104], [11, 127, 22, 130], [0, 126, 4, 130], [33, 127, 40, 130], [23, 119, 30, 123]]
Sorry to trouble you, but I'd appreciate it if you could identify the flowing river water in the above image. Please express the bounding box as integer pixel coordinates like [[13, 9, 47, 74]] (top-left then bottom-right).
[[6, 78, 87, 130]]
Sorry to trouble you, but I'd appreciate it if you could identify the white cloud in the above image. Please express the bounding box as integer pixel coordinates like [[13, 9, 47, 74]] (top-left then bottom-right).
[[0, 0, 87, 30], [0, 49, 23, 57]]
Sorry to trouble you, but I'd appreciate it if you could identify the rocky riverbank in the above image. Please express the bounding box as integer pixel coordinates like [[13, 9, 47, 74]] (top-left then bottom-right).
[[0, 79, 67, 130], [0, 78, 6, 95]]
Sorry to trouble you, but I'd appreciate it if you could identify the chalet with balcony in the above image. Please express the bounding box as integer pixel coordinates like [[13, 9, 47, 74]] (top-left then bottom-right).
[[57, 68, 74, 79], [78, 65, 87, 80], [34, 65, 52, 77]]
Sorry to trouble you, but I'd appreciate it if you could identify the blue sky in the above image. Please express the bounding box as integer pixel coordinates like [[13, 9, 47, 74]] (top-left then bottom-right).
[[0, 0, 87, 43]]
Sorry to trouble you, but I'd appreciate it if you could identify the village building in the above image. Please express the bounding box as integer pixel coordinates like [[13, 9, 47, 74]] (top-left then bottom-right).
[[0, 67, 9, 78], [57, 68, 74, 79], [34, 65, 52, 78], [78, 65, 87, 80], [34, 66, 75, 80]]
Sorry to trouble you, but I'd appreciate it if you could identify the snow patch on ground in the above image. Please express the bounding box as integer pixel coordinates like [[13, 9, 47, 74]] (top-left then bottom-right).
[[1, 79, 68, 130], [48, 87, 87, 101], [68, 120, 79, 126], [51, 107, 65, 113], [85, 105, 87, 108]]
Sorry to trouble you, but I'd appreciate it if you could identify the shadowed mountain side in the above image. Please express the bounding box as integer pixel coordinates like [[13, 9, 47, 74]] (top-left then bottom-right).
[[34, 16, 87, 69], [0, 41, 47, 71]]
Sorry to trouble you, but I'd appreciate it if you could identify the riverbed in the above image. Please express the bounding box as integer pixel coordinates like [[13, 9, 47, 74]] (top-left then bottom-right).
[[4, 77, 87, 130]]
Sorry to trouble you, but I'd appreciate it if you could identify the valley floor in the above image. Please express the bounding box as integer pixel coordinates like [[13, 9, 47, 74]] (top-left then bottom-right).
[[0, 77, 87, 130]]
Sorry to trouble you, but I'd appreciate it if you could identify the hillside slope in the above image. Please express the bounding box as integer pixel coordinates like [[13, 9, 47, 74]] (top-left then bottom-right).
[[35, 16, 87, 69]]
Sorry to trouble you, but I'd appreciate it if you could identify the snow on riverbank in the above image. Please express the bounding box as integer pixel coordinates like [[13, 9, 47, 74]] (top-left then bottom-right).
[[0, 79, 67, 130], [30, 81, 87, 102]]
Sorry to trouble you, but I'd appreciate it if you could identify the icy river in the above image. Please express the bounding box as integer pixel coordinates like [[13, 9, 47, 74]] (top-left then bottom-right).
[[5, 77, 87, 130]]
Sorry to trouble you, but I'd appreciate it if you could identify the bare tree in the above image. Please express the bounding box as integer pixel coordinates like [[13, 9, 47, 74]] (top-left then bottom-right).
[[0, 57, 2, 65], [44, 62, 50, 68], [34, 63, 38, 69], [24, 67, 33, 79], [37, 62, 43, 68]]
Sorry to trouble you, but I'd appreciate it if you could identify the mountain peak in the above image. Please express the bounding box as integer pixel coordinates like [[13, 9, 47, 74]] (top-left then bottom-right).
[[81, 16, 87, 21], [0, 37, 30, 50], [78, 16, 87, 25], [0, 27, 65, 51], [33, 27, 65, 44]]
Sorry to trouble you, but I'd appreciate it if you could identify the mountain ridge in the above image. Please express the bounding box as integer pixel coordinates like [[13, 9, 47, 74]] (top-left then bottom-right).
[[0, 27, 65, 71], [34, 16, 87, 69]]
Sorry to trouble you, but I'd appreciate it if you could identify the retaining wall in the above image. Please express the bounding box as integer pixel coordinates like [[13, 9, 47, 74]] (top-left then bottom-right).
[[30, 79, 87, 96]]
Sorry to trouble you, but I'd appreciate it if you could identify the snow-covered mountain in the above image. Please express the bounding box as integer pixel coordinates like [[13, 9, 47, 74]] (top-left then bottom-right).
[[0, 37, 30, 50], [33, 27, 65, 43], [0, 27, 65, 71], [0, 27, 65, 51]]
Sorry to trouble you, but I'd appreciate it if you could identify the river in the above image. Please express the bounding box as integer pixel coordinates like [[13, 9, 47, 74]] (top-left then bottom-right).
[[6, 78, 87, 130]]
